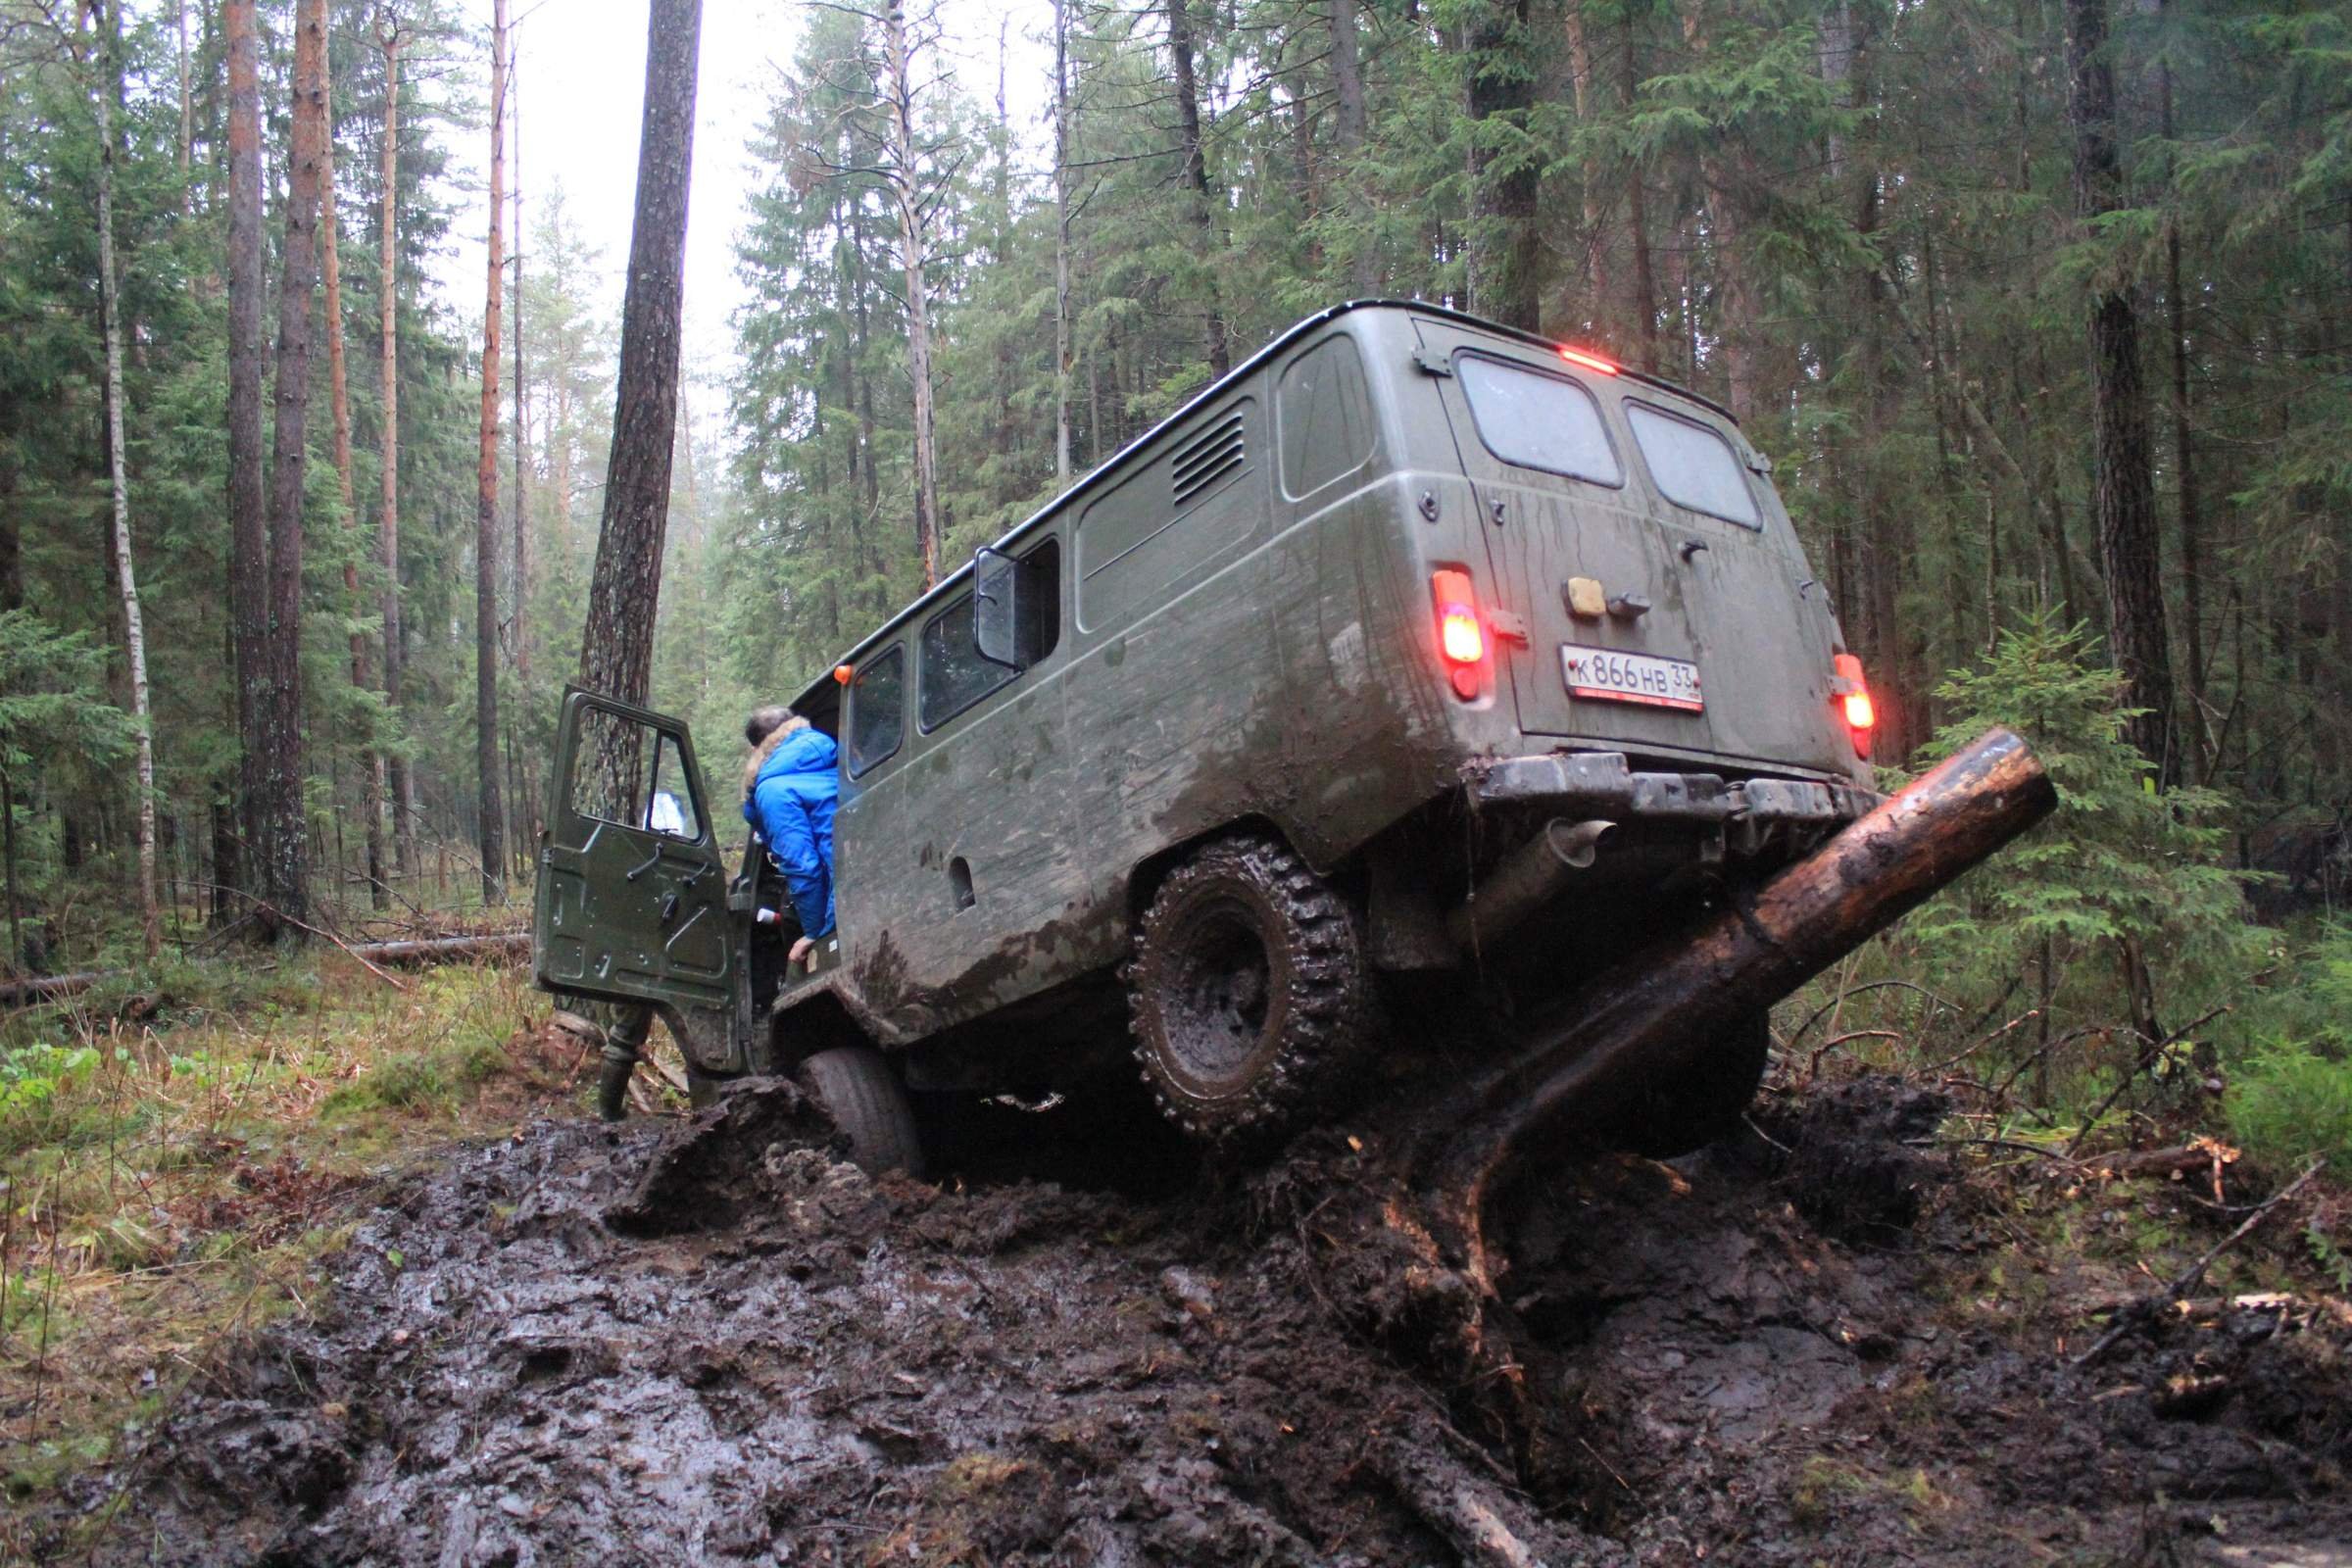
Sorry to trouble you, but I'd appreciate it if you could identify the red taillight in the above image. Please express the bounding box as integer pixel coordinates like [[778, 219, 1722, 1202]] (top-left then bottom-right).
[[1432, 568, 1484, 698], [1834, 653, 1875, 758], [1559, 346, 1620, 376]]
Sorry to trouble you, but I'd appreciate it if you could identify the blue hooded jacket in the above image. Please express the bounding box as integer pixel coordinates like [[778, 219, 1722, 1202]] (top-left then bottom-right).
[[744, 723, 839, 938]]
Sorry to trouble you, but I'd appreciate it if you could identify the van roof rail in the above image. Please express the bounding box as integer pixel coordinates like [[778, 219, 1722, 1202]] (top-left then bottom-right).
[[790, 300, 1738, 716]]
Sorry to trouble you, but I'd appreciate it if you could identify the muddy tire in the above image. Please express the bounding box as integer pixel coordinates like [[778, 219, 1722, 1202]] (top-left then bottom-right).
[[1126, 833, 1370, 1141], [799, 1047, 925, 1178], [1619, 1011, 1771, 1158]]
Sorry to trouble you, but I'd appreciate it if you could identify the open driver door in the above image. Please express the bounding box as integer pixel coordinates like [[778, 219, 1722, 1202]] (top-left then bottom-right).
[[534, 688, 739, 1065]]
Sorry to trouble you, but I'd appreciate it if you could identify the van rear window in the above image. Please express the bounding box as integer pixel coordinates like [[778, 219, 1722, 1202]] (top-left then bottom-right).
[[1456, 356, 1621, 487], [1625, 402, 1761, 526]]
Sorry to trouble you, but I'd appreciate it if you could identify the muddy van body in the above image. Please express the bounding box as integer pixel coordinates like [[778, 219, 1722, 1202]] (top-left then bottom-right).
[[535, 301, 1882, 1156]]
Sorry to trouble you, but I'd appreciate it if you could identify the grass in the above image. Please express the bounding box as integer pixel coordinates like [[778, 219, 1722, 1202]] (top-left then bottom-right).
[[0, 947, 665, 1560]]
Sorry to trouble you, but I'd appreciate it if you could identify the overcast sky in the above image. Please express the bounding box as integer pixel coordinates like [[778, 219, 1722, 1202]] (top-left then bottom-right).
[[432, 0, 1057, 437]]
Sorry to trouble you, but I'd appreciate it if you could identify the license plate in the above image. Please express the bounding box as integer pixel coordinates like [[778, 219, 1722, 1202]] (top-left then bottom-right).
[[1560, 644, 1703, 711]]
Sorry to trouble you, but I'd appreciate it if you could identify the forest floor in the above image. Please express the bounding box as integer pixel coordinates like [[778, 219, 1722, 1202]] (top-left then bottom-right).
[[10, 969, 2350, 1567]]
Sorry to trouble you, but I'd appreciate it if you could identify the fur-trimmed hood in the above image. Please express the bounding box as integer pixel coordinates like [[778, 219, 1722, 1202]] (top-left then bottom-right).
[[742, 714, 813, 799]]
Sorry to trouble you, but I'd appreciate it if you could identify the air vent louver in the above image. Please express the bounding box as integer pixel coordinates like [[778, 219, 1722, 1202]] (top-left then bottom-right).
[[1170, 412, 1246, 508]]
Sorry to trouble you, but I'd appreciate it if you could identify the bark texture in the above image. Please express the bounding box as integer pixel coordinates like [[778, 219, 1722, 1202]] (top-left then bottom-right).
[[879, 1, 940, 588], [222, 0, 267, 918], [318, 21, 387, 910], [1053, 0, 1073, 483], [576, 0, 700, 710], [1166, 0, 1231, 375], [93, 1, 160, 956], [1330, 0, 1375, 296], [2067, 0, 2177, 784], [476, 0, 509, 905], [247, 0, 330, 935], [377, 12, 415, 876]]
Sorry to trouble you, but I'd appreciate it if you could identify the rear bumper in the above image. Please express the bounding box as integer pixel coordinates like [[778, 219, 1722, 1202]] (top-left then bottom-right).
[[1469, 751, 1882, 850]]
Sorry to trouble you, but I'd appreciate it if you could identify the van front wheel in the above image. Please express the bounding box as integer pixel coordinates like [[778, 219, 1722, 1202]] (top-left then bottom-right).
[[798, 1047, 925, 1178], [1127, 834, 1369, 1141]]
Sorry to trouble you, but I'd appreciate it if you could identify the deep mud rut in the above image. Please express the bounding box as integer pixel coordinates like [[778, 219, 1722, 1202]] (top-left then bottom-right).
[[53, 1078, 2352, 1567]]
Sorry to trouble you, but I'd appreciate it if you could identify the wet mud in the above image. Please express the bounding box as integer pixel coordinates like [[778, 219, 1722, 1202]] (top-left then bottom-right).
[[56, 1078, 2352, 1566]]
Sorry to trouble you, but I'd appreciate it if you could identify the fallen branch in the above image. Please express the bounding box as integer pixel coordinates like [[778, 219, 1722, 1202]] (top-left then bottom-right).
[[2065, 1004, 2231, 1158], [0, 932, 530, 1010], [2071, 1160, 2325, 1368]]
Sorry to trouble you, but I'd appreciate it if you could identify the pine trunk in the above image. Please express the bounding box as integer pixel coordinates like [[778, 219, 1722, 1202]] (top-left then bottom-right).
[[2067, 0, 2177, 784], [251, 0, 329, 936], [1330, 0, 1375, 296], [1053, 0, 1074, 483], [376, 14, 415, 877], [1166, 0, 1231, 375], [318, 24, 386, 912], [512, 51, 532, 689], [576, 0, 700, 710], [476, 0, 509, 906], [94, 2, 160, 956], [881, 1, 941, 587], [223, 0, 267, 917]]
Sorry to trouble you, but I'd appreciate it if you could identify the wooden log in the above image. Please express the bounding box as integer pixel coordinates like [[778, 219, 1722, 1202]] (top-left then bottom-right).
[[1422, 726, 2057, 1291], [0, 931, 529, 1009]]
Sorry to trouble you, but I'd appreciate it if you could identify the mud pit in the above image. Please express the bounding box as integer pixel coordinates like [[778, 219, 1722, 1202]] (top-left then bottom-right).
[[66, 1078, 2352, 1566]]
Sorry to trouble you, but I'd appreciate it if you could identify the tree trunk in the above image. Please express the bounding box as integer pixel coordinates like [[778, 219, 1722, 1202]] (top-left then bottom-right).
[[1563, 0, 1606, 326], [93, 1, 160, 957], [318, 21, 385, 913], [2159, 37, 2205, 760], [476, 0, 509, 906], [880, 0, 941, 587], [2067, 0, 2177, 784], [174, 0, 191, 208], [245, 0, 328, 937], [1622, 11, 1659, 369], [1331, 0, 1375, 296], [1053, 0, 1074, 484], [1464, 0, 1541, 332], [223, 0, 267, 909], [576, 0, 700, 710], [1166, 0, 1232, 376], [376, 12, 414, 878], [512, 48, 532, 689]]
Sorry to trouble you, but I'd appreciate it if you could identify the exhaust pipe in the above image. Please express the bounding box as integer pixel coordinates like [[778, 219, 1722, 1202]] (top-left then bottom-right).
[[1446, 817, 1618, 951]]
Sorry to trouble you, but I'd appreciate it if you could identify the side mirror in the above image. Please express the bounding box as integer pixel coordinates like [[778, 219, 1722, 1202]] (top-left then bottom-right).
[[972, 546, 1022, 669], [647, 789, 688, 838]]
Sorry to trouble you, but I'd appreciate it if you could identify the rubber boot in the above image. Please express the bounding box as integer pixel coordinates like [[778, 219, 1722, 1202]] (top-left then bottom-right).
[[595, 1004, 655, 1122]]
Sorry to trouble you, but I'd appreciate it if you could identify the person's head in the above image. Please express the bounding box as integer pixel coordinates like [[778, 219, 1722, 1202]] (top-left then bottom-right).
[[744, 705, 794, 750]]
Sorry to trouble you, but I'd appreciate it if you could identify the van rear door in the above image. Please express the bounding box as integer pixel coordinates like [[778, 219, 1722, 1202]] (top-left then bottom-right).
[[1409, 317, 1849, 775], [534, 688, 734, 1015]]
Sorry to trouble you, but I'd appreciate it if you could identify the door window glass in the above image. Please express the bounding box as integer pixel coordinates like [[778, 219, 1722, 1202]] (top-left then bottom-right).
[[1626, 401, 1761, 526], [567, 707, 704, 840], [846, 644, 905, 776], [1457, 355, 1622, 486]]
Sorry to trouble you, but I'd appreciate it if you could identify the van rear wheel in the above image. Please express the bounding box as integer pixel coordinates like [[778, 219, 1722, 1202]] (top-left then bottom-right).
[[798, 1047, 925, 1177], [1127, 833, 1369, 1141]]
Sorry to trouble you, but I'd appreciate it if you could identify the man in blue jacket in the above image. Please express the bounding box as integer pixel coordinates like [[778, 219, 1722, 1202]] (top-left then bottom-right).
[[741, 705, 839, 964]]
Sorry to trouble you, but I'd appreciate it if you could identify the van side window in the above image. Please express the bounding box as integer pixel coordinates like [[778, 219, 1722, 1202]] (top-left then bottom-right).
[[922, 540, 1059, 731], [921, 596, 1012, 731], [1278, 334, 1376, 500], [846, 645, 905, 776], [1625, 401, 1761, 526], [1457, 355, 1622, 487]]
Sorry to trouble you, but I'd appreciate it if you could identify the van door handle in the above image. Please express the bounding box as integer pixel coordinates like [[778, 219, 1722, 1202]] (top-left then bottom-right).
[[659, 893, 680, 924], [1680, 539, 1710, 563]]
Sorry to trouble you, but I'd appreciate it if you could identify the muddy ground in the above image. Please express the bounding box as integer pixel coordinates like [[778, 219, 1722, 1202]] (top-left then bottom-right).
[[43, 1074, 2352, 1566]]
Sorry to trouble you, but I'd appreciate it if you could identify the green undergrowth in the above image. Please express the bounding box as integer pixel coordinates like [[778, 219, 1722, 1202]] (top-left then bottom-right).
[[0, 952, 604, 1558]]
